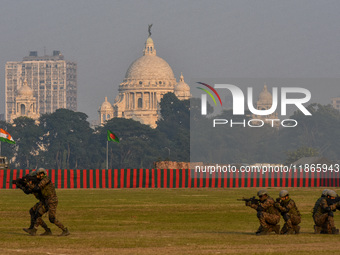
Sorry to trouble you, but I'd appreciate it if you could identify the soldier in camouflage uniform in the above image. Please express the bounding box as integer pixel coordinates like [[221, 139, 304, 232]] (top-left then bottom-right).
[[312, 189, 328, 234], [245, 190, 280, 235], [24, 171, 52, 236], [313, 189, 340, 234], [12, 171, 52, 235], [274, 190, 301, 234], [26, 168, 70, 236]]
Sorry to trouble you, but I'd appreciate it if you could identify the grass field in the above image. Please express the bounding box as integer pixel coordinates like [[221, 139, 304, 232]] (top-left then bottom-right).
[[1, 188, 340, 255]]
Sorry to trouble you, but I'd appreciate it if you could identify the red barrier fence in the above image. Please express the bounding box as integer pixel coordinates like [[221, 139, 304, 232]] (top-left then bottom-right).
[[0, 169, 339, 189]]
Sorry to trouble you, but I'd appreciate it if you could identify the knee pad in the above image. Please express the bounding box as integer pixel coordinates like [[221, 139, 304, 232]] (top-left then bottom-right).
[[29, 208, 35, 216], [49, 216, 56, 223]]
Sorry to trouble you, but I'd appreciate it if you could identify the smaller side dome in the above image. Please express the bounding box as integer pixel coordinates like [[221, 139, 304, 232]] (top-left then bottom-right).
[[258, 84, 272, 102], [18, 80, 33, 96], [174, 73, 191, 100], [100, 97, 113, 111], [174, 73, 190, 91], [174, 73, 190, 92]]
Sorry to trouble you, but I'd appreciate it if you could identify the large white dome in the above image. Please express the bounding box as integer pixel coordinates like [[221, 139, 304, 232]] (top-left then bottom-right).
[[123, 36, 175, 82], [125, 55, 175, 80]]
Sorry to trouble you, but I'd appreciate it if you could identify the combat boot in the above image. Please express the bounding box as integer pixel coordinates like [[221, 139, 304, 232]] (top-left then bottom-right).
[[256, 227, 270, 236], [273, 225, 280, 234], [40, 228, 52, 236], [331, 227, 339, 235], [255, 225, 263, 235], [321, 229, 329, 234], [284, 228, 295, 235], [293, 225, 300, 234], [314, 225, 322, 234], [23, 228, 36, 236], [59, 228, 70, 236]]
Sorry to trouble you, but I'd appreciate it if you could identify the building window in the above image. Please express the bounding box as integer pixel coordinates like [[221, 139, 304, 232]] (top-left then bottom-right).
[[21, 104, 26, 115], [138, 98, 143, 108]]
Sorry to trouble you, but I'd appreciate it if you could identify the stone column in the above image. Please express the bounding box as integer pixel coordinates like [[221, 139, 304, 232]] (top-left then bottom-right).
[[126, 93, 129, 109], [154, 92, 157, 109], [134, 92, 137, 109]]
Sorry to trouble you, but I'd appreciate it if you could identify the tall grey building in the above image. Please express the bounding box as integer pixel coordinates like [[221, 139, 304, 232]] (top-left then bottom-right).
[[5, 51, 77, 122], [332, 97, 340, 111]]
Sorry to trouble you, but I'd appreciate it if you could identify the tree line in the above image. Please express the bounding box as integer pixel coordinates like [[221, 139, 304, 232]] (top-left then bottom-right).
[[1, 92, 339, 169], [191, 102, 340, 165], [0, 93, 189, 170]]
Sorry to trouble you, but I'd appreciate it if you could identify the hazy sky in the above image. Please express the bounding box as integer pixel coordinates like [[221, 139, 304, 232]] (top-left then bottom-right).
[[1, 0, 340, 121]]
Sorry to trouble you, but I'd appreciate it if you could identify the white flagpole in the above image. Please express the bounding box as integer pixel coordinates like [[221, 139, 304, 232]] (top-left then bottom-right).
[[106, 140, 108, 169]]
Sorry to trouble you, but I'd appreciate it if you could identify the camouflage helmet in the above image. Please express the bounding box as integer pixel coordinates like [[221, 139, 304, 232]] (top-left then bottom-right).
[[322, 189, 329, 196], [327, 190, 337, 198], [279, 190, 289, 198], [257, 189, 267, 197], [37, 168, 47, 175]]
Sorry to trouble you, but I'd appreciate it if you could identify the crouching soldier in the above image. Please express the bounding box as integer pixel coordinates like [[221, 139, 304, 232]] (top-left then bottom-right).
[[313, 189, 340, 234], [245, 190, 280, 235], [274, 190, 301, 234], [27, 168, 70, 236], [12, 171, 52, 235], [23, 171, 52, 236]]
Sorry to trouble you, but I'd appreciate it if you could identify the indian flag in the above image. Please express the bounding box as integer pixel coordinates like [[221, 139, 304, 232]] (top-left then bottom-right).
[[0, 128, 16, 144]]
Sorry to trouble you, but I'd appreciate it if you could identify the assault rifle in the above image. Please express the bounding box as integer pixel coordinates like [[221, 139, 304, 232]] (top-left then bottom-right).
[[326, 197, 340, 210], [237, 196, 260, 205], [12, 173, 39, 194]]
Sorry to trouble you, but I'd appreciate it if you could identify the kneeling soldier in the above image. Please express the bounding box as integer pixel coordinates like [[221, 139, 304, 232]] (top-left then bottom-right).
[[275, 190, 301, 234], [313, 189, 340, 234], [245, 190, 280, 235]]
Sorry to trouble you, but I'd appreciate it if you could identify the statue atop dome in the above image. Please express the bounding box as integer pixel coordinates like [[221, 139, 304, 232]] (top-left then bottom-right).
[[148, 24, 153, 37]]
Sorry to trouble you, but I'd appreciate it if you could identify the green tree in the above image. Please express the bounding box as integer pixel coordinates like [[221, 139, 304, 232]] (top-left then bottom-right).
[[12, 117, 43, 169], [280, 103, 340, 161], [95, 118, 171, 169], [285, 146, 319, 165], [38, 109, 93, 169], [157, 93, 190, 162]]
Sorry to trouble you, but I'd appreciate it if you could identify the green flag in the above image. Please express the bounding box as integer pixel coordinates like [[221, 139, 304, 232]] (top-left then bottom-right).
[[107, 130, 119, 143]]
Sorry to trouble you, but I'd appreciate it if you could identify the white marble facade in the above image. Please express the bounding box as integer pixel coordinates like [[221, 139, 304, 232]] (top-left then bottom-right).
[[98, 35, 190, 128]]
